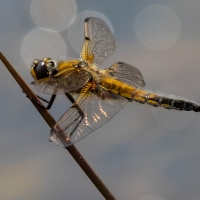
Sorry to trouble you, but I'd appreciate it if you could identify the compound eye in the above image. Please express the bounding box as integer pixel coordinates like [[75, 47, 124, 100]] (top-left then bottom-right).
[[34, 60, 49, 79]]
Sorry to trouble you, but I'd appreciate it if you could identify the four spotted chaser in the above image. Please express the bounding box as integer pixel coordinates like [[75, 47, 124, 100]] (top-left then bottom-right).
[[29, 17, 200, 147]]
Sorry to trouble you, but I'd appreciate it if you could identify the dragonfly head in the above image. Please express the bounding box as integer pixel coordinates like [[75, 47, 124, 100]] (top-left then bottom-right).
[[30, 57, 57, 80]]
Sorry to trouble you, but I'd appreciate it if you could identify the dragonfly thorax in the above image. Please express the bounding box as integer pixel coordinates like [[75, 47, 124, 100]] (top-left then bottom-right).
[[77, 60, 98, 76], [77, 61, 88, 68]]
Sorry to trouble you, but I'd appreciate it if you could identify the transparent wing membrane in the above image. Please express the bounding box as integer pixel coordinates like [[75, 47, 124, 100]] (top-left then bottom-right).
[[51, 87, 127, 146], [81, 17, 116, 67], [104, 62, 146, 88], [31, 68, 91, 95]]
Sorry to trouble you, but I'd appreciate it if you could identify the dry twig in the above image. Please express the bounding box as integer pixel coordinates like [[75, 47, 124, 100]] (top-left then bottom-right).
[[0, 52, 116, 200]]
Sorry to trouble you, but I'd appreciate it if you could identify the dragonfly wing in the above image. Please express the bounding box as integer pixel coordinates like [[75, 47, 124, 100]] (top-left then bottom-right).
[[103, 62, 146, 88], [31, 69, 92, 95], [81, 17, 116, 67], [51, 88, 127, 146]]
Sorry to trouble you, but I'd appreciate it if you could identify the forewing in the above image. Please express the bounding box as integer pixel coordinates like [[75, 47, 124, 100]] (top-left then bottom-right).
[[81, 17, 116, 67], [104, 62, 146, 88], [31, 69, 91, 95], [51, 89, 127, 146]]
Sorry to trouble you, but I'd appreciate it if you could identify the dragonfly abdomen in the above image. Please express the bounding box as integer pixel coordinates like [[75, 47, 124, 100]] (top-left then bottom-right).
[[133, 89, 200, 112], [100, 78, 200, 112], [99, 77, 136, 99]]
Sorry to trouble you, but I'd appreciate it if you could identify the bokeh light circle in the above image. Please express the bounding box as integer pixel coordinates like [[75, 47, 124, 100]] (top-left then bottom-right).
[[135, 5, 181, 50], [21, 28, 67, 67], [152, 85, 195, 130], [31, 0, 77, 31], [67, 10, 114, 53]]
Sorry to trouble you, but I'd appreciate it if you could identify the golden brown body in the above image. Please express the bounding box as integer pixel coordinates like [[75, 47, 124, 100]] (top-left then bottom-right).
[[30, 17, 200, 147], [99, 76, 200, 111]]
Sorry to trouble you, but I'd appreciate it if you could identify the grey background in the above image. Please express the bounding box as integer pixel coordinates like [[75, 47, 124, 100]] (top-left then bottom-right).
[[1, 0, 200, 199]]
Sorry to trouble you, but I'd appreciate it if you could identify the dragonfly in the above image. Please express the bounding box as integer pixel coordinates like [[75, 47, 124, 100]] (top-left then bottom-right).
[[29, 17, 200, 147]]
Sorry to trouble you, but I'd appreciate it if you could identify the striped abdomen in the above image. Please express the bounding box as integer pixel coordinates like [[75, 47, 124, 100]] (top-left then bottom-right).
[[100, 77, 200, 112], [133, 89, 200, 112]]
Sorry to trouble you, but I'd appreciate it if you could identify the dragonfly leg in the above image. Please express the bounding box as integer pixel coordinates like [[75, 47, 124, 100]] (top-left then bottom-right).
[[50, 102, 84, 147], [69, 103, 84, 138], [65, 93, 75, 104], [26, 94, 56, 110]]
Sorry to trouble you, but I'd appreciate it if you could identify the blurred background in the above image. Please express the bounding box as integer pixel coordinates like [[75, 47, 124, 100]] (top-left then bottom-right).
[[1, 0, 200, 199]]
